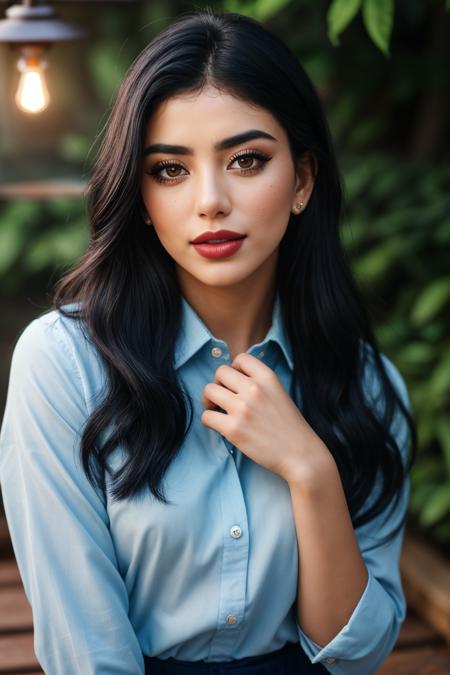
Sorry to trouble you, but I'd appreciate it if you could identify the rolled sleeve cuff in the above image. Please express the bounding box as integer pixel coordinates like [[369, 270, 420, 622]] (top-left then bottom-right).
[[296, 569, 403, 673]]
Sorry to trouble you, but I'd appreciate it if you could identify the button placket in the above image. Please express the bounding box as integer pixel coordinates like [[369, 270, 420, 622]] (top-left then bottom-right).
[[208, 463, 249, 658]]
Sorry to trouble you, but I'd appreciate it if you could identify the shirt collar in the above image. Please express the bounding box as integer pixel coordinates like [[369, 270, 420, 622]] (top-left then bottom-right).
[[174, 293, 294, 371]]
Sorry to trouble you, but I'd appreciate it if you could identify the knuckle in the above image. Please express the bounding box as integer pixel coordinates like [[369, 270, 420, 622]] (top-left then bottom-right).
[[247, 381, 261, 399], [229, 418, 242, 439], [238, 399, 252, 420]]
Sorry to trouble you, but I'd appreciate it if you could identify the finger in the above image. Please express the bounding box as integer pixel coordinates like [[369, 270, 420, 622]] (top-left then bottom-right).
[[213, 363, 249, 393], [201, 382, 236, 411], [231, 352, 275, 381], [200, 408, 234, 436]]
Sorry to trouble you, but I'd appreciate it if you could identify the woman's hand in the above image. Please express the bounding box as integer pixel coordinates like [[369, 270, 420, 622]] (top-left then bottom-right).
[[200, 352, 331, 483]]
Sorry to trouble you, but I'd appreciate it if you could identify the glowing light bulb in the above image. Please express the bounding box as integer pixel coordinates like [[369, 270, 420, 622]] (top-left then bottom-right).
[[15, 54, 50, 113]]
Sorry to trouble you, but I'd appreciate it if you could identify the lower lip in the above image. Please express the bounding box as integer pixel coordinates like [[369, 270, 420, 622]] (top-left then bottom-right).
[[192, 238, 245, 259]]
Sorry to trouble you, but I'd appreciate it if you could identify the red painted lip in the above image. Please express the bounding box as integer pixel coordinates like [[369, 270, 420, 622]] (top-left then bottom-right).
[[190, 229, 246, 244], [192, 239, 245, 260]]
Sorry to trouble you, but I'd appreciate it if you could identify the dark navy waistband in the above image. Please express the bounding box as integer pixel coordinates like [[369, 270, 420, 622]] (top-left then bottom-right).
[[143, 640, 329, 674]]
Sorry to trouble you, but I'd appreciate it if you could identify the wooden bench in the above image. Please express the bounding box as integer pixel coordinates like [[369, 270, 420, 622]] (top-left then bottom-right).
[[0, 556, 449, 673]]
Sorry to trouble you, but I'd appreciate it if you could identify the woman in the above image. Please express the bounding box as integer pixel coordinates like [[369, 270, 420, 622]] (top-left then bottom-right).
[[0, 9, 416, 675]]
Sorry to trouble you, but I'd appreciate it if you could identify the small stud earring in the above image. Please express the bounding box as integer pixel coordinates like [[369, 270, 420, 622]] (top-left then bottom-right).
[[143, 213, 153, 226], [292, 201, 304, 214]]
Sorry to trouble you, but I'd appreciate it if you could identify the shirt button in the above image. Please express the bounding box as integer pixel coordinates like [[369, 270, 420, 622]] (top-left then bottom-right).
[[230, 525, 242, 538], [226, 614, 238, 625], [211, 346, 222, 358], [324, 657, 337, 664], [258, 350, 265, 357]]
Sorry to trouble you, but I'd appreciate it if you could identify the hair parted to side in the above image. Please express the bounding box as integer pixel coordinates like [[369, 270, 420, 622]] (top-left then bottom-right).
[[53, 8, 416, 545]]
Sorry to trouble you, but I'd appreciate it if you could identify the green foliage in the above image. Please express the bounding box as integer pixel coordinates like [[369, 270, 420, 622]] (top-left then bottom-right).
[[327, 0, 394, 55], [0, 198, 89, 295], [341, 154, 450, 544], [88, 41, 130, 106], [411, 277, 450, 325], [223, 0, 292, 21], [327, 0, 362, 47], [327, 0, 449, 56], [362, 0, 394, 56]]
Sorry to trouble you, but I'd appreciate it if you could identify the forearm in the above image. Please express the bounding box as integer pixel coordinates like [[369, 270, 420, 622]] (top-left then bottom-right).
[[287, 448, 369, 648]]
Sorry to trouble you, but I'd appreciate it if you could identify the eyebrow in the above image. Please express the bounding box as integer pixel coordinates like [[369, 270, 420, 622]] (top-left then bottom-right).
[[143, 129, 277, 156]]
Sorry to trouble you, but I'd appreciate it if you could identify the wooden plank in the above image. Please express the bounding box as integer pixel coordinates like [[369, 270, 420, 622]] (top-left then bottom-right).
[[0, 559, 21, 586], [0, 633, 42, 673], [0, 181, 87, 200], [401, 532, 450, 644], [0, 518, 13, 559], [379, 645, 450, 673], [395, 610, 446, 649], [0, 586, 33, 632]]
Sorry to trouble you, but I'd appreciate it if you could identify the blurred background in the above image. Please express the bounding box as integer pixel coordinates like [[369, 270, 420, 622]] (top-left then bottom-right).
[[0, 0, 449, 571]]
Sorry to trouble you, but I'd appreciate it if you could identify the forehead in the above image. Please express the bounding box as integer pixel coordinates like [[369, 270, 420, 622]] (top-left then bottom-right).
[[143, 86, 282, 143]]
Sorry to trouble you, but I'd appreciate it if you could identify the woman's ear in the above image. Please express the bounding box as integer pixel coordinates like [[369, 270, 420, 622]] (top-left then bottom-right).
[[293, 152, 316, 211]]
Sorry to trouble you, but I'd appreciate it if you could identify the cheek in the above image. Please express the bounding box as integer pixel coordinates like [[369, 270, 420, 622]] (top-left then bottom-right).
[[142, 187, 184, 232], [243, 163, 294, 212], [246, 179, 293, 233]]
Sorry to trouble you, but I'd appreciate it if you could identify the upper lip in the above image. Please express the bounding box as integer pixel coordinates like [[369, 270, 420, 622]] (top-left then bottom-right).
[[191, 230, 246, 244]]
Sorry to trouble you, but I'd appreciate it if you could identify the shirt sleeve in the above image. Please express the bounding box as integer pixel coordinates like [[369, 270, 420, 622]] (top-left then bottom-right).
[[296, 352, 412, 674], [0, 314, 145, 675]]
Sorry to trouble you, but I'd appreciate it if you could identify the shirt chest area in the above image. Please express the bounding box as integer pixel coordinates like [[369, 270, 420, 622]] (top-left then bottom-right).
[[105, 343, 300, 581]]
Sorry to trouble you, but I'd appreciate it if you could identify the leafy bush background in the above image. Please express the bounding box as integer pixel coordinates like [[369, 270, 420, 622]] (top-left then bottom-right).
[[0, 0, 449, 554]]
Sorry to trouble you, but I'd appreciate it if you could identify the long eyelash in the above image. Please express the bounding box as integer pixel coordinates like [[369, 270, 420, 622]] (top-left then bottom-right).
[[147, 159, 186, 184], [229, 149, 272, 174], [146, 150, 272, 184], [229, 149, 271, 164]]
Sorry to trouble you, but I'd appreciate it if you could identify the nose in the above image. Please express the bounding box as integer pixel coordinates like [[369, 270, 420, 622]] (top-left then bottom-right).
[[195, 166, 231, 219]]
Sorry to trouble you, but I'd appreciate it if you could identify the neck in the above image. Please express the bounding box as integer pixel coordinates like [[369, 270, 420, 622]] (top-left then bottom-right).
[[177, 272, 277, 361]]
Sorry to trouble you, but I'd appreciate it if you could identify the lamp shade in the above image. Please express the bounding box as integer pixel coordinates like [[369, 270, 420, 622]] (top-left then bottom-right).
[[0, 3, 87, 43]]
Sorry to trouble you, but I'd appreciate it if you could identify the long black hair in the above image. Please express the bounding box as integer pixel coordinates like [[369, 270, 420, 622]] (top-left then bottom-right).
[[53, 8, 416, 545]]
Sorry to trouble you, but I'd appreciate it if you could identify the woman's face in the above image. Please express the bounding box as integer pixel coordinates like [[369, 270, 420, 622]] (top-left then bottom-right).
[[140, 85, 313, 293]]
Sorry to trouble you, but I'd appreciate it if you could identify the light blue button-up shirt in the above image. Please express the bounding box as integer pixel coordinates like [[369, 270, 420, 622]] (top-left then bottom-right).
[[0, 293, 410, 674]]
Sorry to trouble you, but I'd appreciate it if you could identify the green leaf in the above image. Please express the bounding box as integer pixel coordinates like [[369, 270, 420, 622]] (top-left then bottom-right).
[[327, 0, 362, 47], [362, 0, 394, 56], [353, 237, 404, 284], [0, 201, 37, 273], [411, 277, 450, 325], [252, 0, 292, 21], [397, 342, 436, 367], [223, 0, 292, 21], [428, 348, 450, 402], [420, 484, 450, 526], [410, 482, 437, 514], [411, 459, 444, 486], [436, 419, 450, 478]]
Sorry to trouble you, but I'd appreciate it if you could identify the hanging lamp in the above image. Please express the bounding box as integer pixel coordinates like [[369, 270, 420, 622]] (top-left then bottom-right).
[[0, 0, 86, 113]]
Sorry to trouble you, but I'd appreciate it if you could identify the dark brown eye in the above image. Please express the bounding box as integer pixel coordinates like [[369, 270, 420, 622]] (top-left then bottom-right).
[[146, 161, 188, 183], [237, 156, 255, 169], [166, 166, 182, 177], [228, 150, 272, 173]]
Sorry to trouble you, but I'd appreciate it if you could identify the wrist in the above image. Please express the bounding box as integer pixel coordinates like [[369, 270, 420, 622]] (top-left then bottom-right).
[[284, 444, 337, 492]]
